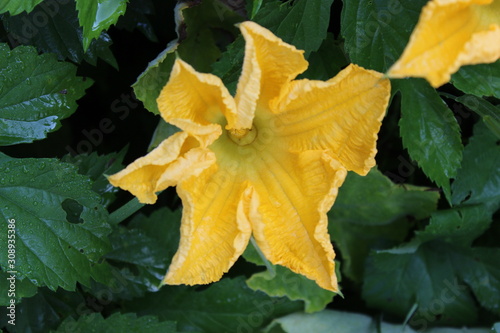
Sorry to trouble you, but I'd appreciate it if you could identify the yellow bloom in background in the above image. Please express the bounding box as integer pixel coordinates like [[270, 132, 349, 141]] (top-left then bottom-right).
[[388, 0, 500, 87], [109, 21, 390, 292]]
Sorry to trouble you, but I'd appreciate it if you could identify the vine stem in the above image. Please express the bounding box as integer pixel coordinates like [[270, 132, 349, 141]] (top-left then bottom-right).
[[109, 197, 145, 224], [250, 236, 276, 277]]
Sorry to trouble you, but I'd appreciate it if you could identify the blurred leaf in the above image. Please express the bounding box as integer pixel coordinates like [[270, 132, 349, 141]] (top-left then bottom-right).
[[76, 0, 128, 51], [0, 270, 37, 306], [452, 121, 500, 207], [0, 43, 91, 146], [51, 312, 179, 333], [0, 0, 43, 15], [494, 322, 500, 333], [123, 277, 302, 333], [2, 1, 117, 67], [298, 33, 348, 81], [115, 0, 158, 42], [329, 169, 439, 281], [362, 241, 500, 327], [264, 310, 492, 333], [455, 95, 500, 139], [0, 158, 111, 291], [396, 79, 463, 201], [61, 149, 127, 207], [0, 287, 85, 333], [341, 0, 427, 71], [452, 60, 500, 99], [132, 42, 177, 115]]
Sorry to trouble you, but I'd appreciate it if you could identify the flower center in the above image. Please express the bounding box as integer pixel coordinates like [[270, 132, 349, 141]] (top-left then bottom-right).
[[228, 125, 258, 146]]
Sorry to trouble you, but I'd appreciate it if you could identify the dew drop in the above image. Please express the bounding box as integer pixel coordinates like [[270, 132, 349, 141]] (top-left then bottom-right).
[[26, 78, 31, 85], [38, 162, 46, 170], [33, 201, 38, 206]]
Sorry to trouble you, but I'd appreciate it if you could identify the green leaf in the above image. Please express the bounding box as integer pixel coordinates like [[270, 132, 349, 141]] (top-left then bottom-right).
[[329, 169, 439, 281], [2, 2, 117, 67], [452, 60, 500, 99], [0, 44, 91, 146], [76, 0, 128, 51], [455, 95, 500, 139], [51, 312, 179, 333], [341, 0, 427, 71], [416, 206, 492, 246], [61, 150, 127, 207], [298, 33, 348, 81], [0, 287, 85, 332], [0, 158, 111, 291], [396, 79, 463, 201], [494, 322, 500, 333], [264, 310, 492, 333], [274, 0, 334, 55], [362, 241, 500, 327], [0, 270, 37, 306], [123, 277, 302, 333], [132, 43, 178, 115], [451, 120, 500, 207], [0, 0, 43, 15], [246, 265, 335, 313], [115, 0, 158, 42]]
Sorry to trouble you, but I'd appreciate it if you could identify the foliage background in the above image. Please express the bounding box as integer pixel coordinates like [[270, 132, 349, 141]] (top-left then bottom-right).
[[0, 0, 499, 332]]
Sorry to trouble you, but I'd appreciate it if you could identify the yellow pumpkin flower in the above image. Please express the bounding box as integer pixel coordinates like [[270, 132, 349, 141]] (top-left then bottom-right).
[[108, 21, 390, 292], [388, 0, 500, 87]]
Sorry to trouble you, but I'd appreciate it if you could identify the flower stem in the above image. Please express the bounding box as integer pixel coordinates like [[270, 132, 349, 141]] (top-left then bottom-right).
[[250, 236, 276, 277], [109, 197, 144, 224]]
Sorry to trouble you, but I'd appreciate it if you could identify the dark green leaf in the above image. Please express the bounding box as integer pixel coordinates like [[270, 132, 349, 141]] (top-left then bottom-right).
[[0, 0, 43, 15], [363, 241, 500, 327], [115, 0, 158, 42], [51, 312, 179, 333], [132, 43, 177, 115], [0, 287, 85, 333], [452, 121, 500, 207], [298, 33, 348, 81], [452, 60, 500, 99], [88, 208, 181, 300], [396, 79, 463, 201], [0, 270, 37, 306], [274, 0, 334, 55], [416, 206, 492, 246], [61, 150, 127, 207], [341, 0, 427, 71], [0, 43, 91, 146], [0, 158, 111, 291], [455, 95, 500, 139], [123, 277, 302, 333], [3, 2, 117, 67], [76, 0, 128, 51], [329, 169, 439, 281]]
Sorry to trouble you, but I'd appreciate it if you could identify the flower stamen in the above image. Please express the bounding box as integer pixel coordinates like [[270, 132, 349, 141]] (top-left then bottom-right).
[[228, 125, 258, 146]]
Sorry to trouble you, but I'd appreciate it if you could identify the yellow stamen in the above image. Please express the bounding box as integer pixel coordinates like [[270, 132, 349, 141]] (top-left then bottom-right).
[[228, 125, 257, 146]]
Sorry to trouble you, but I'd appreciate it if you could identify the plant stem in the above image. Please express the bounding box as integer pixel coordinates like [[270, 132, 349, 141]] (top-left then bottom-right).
[[109, 197, 144, 224], [250, 236, 276, 277]]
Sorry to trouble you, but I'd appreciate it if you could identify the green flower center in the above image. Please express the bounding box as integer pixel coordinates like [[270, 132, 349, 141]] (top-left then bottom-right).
[[228, 125, 258, 146]]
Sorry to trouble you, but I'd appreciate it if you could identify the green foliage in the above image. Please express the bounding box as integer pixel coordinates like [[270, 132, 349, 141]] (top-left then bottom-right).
[[1, 0, 499, 332], [76, 0, 127, 51], [123, 277, 302, 333], [0, 158, 111, 291], [0, 43, 91, 145], [52, 312, 179, 333], [0, 0, 44, 15]]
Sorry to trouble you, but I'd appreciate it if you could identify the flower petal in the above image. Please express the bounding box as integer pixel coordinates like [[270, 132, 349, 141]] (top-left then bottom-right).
[[247, 150, 347, 292], [273, 64, 390, 175], [231, 21, 308, 130], [388, 0, 500, 87], [157, 59, 237, 126], [163, 164, 252, 285], [108, 132, 216, 204]]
